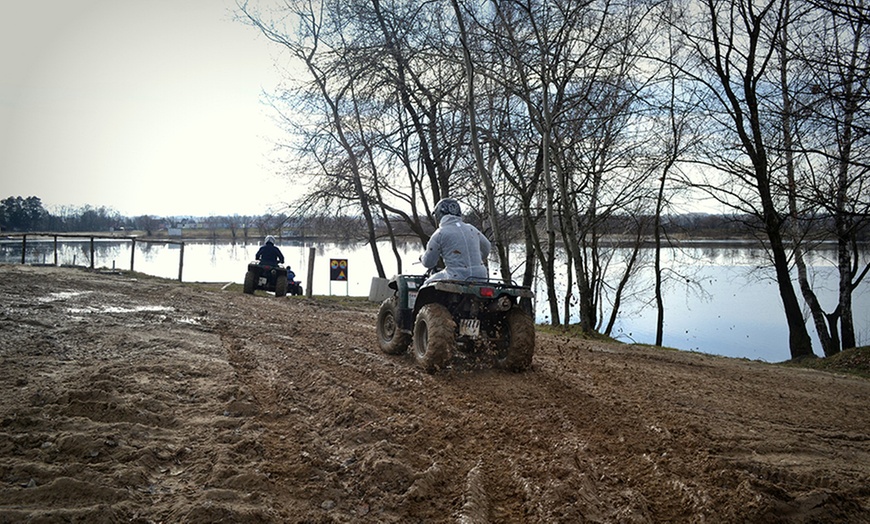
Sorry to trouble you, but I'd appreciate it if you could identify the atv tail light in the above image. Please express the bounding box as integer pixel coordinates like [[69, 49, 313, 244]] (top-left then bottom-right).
[[480, 287, 495, 297]]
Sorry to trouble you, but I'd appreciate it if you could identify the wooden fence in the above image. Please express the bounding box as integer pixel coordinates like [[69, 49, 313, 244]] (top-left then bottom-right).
[[4, 233, 186, 281]]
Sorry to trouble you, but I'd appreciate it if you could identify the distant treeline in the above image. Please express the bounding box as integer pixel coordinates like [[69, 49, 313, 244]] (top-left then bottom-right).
[[2, 195, 867, 242], [1, 196, 134, 233], [0, 196, 281, 238]]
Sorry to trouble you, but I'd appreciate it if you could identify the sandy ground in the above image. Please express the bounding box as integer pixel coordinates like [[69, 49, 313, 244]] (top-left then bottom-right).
[[0, 264, 868, 523]]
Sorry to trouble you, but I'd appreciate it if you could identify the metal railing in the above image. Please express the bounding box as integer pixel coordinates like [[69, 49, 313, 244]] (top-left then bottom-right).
[[3, 233, 186, 281]]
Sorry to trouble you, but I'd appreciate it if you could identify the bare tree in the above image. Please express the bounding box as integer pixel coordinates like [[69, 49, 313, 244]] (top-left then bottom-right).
[[783, 0, 870, 354], [239, 0, 389, 277], [670, 0, 814, 359], [554, 2, 661, 334], [226, 215, 241, 243], [648, 0, 704, 346], [136, 215, 158, 237], [451, 0, 512, 280], [483, 0, 563, 324], [204, 216, 221, 242]]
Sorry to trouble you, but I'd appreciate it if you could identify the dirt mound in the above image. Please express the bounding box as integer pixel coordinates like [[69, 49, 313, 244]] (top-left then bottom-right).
[[0, 264, 868, 522]]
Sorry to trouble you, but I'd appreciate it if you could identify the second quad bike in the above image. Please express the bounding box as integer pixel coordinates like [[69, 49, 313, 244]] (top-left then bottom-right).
[[376, 273, 535, 373], [243, 262, 303, 297]]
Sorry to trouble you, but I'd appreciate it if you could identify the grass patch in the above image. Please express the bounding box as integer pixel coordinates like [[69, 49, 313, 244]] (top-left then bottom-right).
[[217, 282, 378, 310], [536, 323, 620, 343], [88, 267, 172, 283], [629, 342, 682, 352], [782, 346, 870, 378], [304, 293, 379, 311]]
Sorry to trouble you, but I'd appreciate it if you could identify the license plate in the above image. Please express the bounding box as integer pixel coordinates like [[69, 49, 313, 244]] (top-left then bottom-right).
[[459, 319, 480, 337]]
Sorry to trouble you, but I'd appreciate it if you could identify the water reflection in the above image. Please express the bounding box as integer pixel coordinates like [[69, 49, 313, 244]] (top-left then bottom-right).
[[1, 237, 867, 363]]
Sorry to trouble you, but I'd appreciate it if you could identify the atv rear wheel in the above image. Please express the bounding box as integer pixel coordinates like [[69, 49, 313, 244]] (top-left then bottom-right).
[[243, 270, 257, 294], [412, 303, 454, 373], [377, 296, 411, 355], [275, 275, 288, 297], [494, 307, 535, 371]]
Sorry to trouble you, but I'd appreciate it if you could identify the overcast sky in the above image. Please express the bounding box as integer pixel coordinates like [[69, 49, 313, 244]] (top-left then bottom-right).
[[0, 0, 295, 218]]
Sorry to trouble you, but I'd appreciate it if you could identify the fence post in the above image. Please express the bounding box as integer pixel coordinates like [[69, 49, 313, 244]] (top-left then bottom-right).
[[21, 235, 26, 264], [306, 247, 316, 298], [130, 238, 136, 272], [177, 242, 185, 281], [53, 236, 58, 266], [90, 237, 95, 269]]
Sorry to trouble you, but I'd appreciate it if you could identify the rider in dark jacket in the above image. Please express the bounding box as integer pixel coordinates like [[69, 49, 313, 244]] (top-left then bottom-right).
[[255, 235, 284, 266]]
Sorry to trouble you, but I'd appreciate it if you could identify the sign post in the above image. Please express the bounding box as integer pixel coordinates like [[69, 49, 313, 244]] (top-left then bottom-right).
[[329, 258, 348, 296]]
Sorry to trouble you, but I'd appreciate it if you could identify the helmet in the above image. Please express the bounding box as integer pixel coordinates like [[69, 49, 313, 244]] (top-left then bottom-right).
[[434, 198, 461, 223], [265, 235, 276, 245]]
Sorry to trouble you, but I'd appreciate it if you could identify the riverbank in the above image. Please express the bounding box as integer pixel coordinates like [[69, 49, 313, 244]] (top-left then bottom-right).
[[1, 264, 868, 522]]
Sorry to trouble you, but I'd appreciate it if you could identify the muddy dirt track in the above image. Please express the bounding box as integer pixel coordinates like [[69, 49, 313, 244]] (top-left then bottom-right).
[[0, 264, 869, 523]]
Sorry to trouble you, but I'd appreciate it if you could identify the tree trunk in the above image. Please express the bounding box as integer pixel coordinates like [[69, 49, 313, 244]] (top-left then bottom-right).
[[604, 232, 642, 337], [764, 210, 814, 358], [654, 171, 667, 347], [779, 12, 832, 356]]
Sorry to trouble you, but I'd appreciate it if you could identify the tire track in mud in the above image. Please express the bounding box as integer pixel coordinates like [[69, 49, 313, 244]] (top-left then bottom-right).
[[213, 298, 794, 523], [0, 268, 279, 522], [222, 306, 626, 523], [216, 301, 441, 521], [427, 367, 632, 523]]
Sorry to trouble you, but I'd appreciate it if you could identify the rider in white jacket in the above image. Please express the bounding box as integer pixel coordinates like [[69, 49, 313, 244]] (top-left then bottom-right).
[[421, 198, 491, 284]]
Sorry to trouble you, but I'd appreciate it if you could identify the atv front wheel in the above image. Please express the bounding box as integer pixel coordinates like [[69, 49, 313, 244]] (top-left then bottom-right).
[[377, 296, 411, 355], [243, 270, 257, 294], [494, 307, 535, 371], [412, 303, 455, 373]]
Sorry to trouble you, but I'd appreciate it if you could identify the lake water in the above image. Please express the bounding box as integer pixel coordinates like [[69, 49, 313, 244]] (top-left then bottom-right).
[[2, 237, 867, 363]]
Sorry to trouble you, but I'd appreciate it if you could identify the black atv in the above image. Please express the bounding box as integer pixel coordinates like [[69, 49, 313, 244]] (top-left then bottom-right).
[[376, 273, 535, 373], [243, 262, 303, 297], [287, 277, 303, 296], [284, 269, 304, 296]]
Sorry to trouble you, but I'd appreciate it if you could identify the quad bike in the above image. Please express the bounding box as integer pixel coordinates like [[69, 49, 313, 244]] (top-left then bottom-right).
[[376, 272, 535, 373], [286, 277, 303, 296], [243, 262, 303, 297]]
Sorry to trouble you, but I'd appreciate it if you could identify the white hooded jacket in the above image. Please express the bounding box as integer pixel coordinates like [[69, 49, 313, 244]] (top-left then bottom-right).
[[421, 215, 491, 283]]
